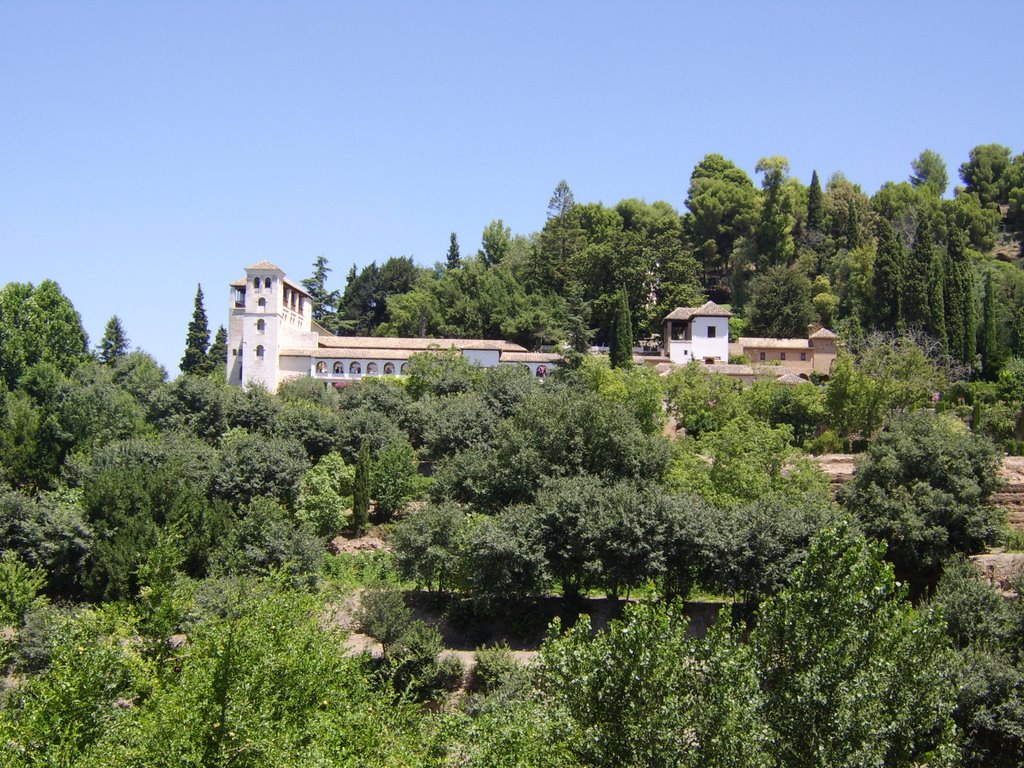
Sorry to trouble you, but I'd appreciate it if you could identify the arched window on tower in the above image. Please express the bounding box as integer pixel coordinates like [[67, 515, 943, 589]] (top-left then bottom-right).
[[257, 298, 266, 309], [256, 319, 265, 332], [255, 345, 265, 359], [264, 277, 271, 288], [253, 277, 260, 289]]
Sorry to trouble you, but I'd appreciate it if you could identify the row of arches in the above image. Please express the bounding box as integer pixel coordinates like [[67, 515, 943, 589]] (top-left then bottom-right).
[[315, 360, 408, 376], [253, 276, 272, 289]]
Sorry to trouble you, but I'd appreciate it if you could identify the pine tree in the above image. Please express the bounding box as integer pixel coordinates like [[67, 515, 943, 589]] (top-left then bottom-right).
[[807, 170, 824, 231], [903, 220, 933, 330], [927, 252, 947, 353], [609, 289, 634, 369], [980, 272, 999, 380], [446, 231, 461, 270], [754, 156, 796, 267], [180, 284, 212, 374], [301, 255, 340, 322], [352, 441, 372, 534], [872, 219, 904, 332], [207, 325, 228, 373], [98, 315, 129, 365]]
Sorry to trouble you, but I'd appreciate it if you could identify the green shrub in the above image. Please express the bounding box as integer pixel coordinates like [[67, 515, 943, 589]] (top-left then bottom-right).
[[0, 551, 47, 626], [473, 642, 528, 694], [807, 428, 844, 455], [355, 587, 413, 654]]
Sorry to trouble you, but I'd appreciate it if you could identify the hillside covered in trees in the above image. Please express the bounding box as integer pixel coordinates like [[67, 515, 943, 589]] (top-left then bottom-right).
[[3, 143, 1024, 766], [311, 145, 1024, 378]]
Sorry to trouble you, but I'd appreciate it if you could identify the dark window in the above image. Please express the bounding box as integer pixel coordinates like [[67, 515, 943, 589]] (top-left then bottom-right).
[[780, 352, 786, 361], [707, 325, 717, 338], [264, 277, 271, 288], [800, 352, 807, 361], [759, 351, 765, 361], [255, 345, 264, 359]]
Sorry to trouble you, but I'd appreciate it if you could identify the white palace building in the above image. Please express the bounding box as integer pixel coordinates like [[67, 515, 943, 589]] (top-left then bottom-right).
[[226, 261, 561, 389]]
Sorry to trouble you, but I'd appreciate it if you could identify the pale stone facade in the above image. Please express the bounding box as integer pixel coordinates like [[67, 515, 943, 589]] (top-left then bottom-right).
[[730, 327, 838, 377], [226, 262, 560, 389]]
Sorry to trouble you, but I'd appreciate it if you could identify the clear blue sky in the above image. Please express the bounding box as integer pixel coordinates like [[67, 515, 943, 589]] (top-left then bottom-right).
[[2, 1, 1020, 374]]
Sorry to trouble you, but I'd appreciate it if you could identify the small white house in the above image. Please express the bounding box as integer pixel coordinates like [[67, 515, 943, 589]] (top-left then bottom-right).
[[662, 301, 732, 365]]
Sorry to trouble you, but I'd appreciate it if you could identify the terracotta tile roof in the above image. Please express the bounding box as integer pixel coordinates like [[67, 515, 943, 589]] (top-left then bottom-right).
[[751, 364, 802, 377], [663, 300, 733, 322], [700, 363, 806, 379], [809, 327, 838, 340], [703, 363, 754, 375], [315, 348, 421, 360], [229, 278, 247, 288], [738, 337, 811, 349], [245, 260, 284, 272], [501, 351, 563, 363], [317, 336, 527, 353], [635, 355, 673, 365], [776, 372, 811, 384]]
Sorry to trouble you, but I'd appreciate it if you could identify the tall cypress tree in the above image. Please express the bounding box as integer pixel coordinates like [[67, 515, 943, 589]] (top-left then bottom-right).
[[446, 231, 462, 270], [872, 219, 904, 332], [180, 284, 211, 374], [963, 262, 978, 368], [1013, 306, 1024, 358], [980, 272, 999, 380], [903, 220, 933, 330], [609, 290, 634, 369], [927, 252, 947, 353], [846, 198, 861, 250], [945, 218, 977, 367], [98, 315, 129, 365], [807, 170, 824, 231], [937, 219, 970, 366], [943, 253, 966, 365], [352, 441, 372, 534], [207, 325, 228, 373]]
